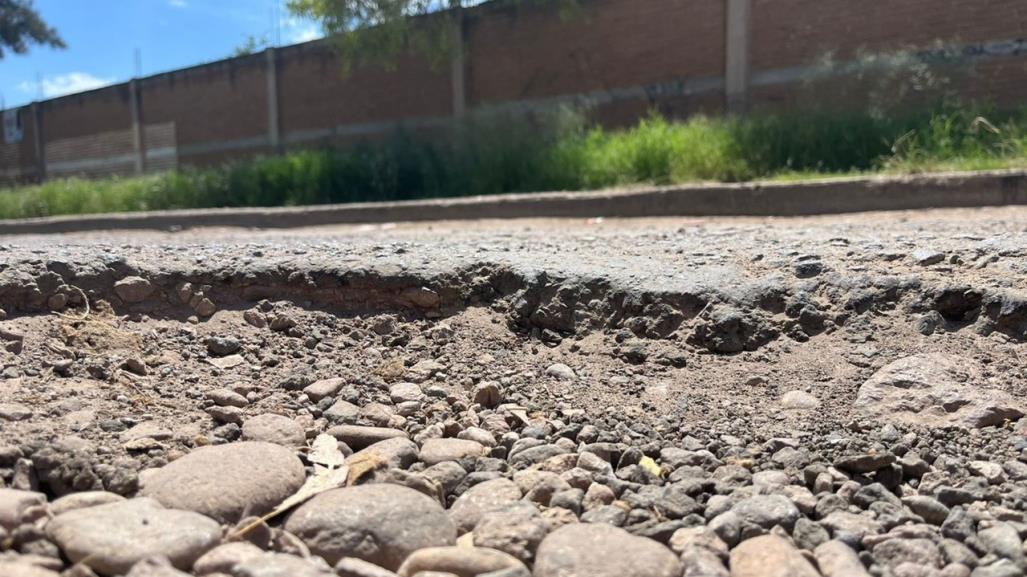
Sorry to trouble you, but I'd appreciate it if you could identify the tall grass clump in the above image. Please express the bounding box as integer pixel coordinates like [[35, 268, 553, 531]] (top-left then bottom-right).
[[0, 103, 1024, 220]]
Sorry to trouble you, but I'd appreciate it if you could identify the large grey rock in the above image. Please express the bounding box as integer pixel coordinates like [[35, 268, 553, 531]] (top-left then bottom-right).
[[534, 523, 681, 577], [448, 478, 522, 534], [140, 441, 305, 523], [46, 497, 220, 576], [855, 354, 1024, 428], [284, 484, 456, 570], [729, 534, 819, 577]]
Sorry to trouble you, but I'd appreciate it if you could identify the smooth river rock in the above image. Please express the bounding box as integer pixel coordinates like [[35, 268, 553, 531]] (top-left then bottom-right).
[[285, 484, 456, 570], [533, 523, 681, 577], [46, 497, 220, 576], [139, 441, 305, 523]]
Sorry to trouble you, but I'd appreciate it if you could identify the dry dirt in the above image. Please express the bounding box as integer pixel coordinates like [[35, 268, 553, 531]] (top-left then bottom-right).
[[0, 207, 1026, 577]]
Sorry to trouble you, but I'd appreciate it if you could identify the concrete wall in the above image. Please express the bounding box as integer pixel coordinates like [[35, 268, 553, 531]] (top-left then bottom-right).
[[2, 0, 1025, 182]]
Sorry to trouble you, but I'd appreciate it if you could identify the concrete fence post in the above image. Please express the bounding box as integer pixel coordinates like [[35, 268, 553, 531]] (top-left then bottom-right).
[[450, 7, 467, 118], [129, 79, 146, 174], [725, 0, 752, 114], [266, 47, 282, 153], [31, 102, 45, 181]]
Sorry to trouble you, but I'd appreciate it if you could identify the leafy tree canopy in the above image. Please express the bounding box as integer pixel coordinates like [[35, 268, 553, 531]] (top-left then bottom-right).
[[0, 0, 64, 59]]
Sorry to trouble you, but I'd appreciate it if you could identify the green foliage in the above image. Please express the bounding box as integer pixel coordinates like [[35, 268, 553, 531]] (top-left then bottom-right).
[[232, 34, 271, 57], [0, 0, 64, 58], [286, 0, 578, 70], [1, 104, 1025, 220]]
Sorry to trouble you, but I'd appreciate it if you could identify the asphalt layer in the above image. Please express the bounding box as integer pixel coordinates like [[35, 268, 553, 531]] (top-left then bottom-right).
[[2, 207, 1027, 576]]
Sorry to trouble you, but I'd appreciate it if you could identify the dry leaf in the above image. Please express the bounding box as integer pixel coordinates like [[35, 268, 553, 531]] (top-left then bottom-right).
[[231, 434, 348, 538], [346, 451, 389, 486], [308, 433, 345, 468]]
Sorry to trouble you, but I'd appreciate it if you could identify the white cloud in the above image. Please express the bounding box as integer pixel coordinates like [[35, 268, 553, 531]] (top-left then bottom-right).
[[169, 0, 187, 7], [289, 24, 321, 43], [283, 17, 322, 44], [17, 72, 115, 99]]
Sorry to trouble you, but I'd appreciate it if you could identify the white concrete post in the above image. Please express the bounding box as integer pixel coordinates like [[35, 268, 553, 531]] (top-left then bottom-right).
[[129, 79, 146, 174], [450, 6, 467, 118], [267, 47, 281, 153], [725, 0, 751, 114], [31, 102, 45, 181]]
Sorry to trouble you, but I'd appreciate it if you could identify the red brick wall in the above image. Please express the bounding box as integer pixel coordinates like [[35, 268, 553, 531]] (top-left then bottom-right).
[[2, 0, 1025, 183], [467, 0, 725, 120], [751, 0, 1025, 70], [141, 54, 270, 165], [749, 0, 1027, 108], [277, 40, 451, 141], [41, 85, 131, 143]]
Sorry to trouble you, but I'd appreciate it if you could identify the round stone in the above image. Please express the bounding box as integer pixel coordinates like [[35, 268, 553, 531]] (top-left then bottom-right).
[[389, 382, 425, 404], [140, 441, 305, 523], [419, 438, 486, 466], [448, 478, 522, 534], [397, 546, 527, 577], [328, 426, 408, 450], [241, 414, 306, 447], [285, 484, 456, 570], [46, 497, 220, 576], [534, 523, 681, 577], [50, 491, 125, 516], [730, 534, 820, 577], [113, 276, 154, 303]]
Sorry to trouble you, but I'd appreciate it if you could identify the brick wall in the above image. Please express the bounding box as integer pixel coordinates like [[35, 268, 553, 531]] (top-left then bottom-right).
[[748, 0, 1027, 109], [1, 0, 1024, 183]]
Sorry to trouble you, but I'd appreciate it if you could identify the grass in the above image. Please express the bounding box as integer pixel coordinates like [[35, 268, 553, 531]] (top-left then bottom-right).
[[1, 104, 1025, 220]]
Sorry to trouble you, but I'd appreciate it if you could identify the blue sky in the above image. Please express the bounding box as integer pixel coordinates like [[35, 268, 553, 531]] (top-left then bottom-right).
[[0, 0, 322, 109]]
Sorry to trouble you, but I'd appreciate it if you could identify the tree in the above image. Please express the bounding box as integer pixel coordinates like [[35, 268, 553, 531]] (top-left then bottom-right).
[[286, 0, 574, 70], [0, 0, 64, 59], [233, 34, 271, 58]]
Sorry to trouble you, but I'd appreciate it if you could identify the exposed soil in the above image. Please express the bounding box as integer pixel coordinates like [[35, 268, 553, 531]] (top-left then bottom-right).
[[1, 207, 1026, 577]]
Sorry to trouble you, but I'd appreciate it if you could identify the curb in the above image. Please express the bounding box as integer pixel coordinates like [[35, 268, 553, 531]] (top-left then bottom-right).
[[1, 169, 1025, 235]]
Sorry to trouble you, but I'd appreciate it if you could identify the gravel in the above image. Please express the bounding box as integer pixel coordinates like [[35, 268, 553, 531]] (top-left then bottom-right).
[[0, 209, 1026, 576]]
